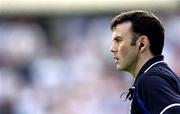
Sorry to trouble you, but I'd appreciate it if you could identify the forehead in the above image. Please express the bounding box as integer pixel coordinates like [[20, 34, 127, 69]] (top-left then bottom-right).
[[112, 22, 132, 38]]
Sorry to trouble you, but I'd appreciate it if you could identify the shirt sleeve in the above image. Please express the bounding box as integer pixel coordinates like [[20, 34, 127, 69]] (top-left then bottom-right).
[[161, 103, 180, 114], [138, 74, 180, 114]]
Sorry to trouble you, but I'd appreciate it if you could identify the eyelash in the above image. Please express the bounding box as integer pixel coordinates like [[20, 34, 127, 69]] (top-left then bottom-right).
[[115, 39, 122, 43]]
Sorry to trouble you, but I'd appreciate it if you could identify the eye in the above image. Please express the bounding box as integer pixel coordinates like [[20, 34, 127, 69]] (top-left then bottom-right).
[[114, 38, 122, 43], [112, 36, 123, 44]]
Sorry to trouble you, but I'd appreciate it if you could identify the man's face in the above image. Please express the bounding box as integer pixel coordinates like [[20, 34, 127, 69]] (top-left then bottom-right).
[[110, 22, 138, 72]]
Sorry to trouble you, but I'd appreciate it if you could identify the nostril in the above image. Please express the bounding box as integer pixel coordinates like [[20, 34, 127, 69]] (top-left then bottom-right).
[[110, 48, 114, 52], [110, 46, 116, 52]]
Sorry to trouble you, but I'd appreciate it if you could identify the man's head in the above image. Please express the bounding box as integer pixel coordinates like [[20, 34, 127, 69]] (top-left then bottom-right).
[[111, 10, 165, 56], [110, 10, 165, 73]]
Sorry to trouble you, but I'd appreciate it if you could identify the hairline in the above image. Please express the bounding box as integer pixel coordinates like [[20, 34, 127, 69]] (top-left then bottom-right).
[[111, 21, 141, 45]]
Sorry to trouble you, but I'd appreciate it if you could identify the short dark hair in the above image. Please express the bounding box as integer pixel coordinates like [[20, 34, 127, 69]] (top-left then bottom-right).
[[111, 10, 164, 56]]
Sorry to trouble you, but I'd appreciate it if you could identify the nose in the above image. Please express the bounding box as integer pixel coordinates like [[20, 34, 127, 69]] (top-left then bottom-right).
[[110, 41, 117, 53]]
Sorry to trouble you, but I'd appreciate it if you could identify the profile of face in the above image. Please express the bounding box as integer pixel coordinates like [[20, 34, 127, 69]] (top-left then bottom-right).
[[110, 22, 138, 72]]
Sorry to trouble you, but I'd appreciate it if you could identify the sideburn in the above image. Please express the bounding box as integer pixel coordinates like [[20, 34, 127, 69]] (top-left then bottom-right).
[[130, 32, 141, 46]]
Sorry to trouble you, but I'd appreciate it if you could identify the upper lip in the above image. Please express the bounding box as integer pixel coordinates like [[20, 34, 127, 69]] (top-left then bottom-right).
[[113, 56, 119, 60]]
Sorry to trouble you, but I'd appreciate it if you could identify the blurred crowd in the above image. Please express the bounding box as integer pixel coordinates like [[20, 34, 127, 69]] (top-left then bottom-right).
[[0, 12, 180, 114]]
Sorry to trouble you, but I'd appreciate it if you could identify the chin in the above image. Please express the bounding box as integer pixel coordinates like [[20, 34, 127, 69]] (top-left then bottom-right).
[[117, 64, 128, 71], [117, 65, 123, 71]]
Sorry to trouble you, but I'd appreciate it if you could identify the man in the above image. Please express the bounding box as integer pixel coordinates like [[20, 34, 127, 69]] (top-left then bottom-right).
[[110, 10, 180, 114]]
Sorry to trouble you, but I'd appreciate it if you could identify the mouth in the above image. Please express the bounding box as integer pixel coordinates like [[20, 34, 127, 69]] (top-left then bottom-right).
[[113, 57, 119, 64]]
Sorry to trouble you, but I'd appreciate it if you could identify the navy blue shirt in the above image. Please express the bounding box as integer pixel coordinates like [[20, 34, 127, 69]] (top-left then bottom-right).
[[129, 55, 180, 114]]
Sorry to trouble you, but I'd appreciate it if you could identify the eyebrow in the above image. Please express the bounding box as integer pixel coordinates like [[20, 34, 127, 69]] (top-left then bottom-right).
[[112, 36, 123, 41]]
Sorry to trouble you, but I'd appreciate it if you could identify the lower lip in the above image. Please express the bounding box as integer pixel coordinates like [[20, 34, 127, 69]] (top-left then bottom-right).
[[115, 59, 118, 64]]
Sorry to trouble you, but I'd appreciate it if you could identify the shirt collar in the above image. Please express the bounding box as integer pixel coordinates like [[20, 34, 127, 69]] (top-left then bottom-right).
[[136, 55, 164, 77]]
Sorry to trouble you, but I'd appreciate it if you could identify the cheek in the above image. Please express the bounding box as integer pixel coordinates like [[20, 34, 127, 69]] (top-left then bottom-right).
[[118, 43, 137, 62], [122, 46, 129, 56], [118, 44, 129, 57]]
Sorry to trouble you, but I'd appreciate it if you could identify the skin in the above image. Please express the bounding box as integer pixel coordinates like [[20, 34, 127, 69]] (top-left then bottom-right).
[[110, 21, 153, 77]]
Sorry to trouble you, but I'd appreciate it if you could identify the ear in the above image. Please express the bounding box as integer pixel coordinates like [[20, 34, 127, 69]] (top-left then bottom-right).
[[139, 43, 144, 50], [137, 35, 149, 52]]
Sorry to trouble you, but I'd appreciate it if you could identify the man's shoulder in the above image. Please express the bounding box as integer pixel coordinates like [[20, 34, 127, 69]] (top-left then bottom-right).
[[139, 63, 178, 82], [136, 64, 180, 94], [146, 64, 180, 85]]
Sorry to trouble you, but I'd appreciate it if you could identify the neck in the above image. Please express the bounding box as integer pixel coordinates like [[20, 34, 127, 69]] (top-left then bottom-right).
[[131, 53, 154, 78]]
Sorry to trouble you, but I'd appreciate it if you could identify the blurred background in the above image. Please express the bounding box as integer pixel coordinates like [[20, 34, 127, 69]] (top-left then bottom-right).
[[0, 0, 180, 114]]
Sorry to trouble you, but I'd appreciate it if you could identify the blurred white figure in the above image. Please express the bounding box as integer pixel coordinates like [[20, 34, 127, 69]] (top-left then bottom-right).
[[0, 21, 48, 114]]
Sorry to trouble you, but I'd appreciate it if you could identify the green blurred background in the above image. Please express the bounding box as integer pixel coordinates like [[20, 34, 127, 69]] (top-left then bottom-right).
[[0, 0, 180, 114]]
